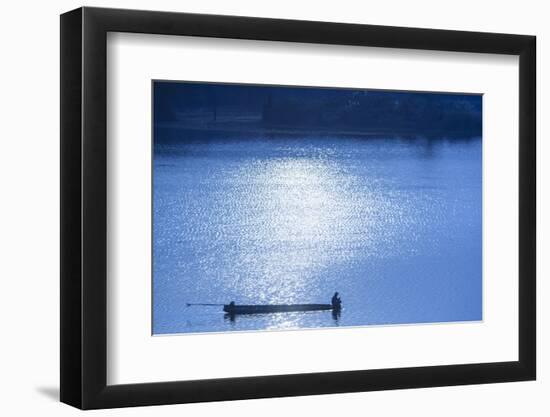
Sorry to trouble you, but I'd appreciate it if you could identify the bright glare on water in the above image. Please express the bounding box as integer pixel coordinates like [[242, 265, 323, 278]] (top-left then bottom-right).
[[153, 134, 482, 335]]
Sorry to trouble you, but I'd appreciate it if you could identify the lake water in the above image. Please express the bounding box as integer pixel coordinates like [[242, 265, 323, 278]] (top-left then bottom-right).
[[153, 132, 482, 335]]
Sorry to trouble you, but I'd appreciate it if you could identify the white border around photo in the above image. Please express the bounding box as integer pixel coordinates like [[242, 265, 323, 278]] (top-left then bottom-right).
[[106, 32, 519, 385]]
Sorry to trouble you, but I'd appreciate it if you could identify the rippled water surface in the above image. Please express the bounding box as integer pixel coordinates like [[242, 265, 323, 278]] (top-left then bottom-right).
[[153, 133, 482, 335]]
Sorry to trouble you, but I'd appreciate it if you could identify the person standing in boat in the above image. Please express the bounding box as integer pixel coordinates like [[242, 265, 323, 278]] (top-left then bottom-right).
[[331, 292, 342, 310]]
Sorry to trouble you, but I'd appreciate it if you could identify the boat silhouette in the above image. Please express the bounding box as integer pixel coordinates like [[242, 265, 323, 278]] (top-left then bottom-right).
[[223, 295, 342, 315]]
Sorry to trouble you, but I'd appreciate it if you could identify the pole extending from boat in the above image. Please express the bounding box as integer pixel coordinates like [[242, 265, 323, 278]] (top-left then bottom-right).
[[186, 303, 224, 307]]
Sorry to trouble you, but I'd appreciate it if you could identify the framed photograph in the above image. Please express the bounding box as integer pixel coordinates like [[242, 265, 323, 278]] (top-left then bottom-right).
[[60, 7, 536, 409]]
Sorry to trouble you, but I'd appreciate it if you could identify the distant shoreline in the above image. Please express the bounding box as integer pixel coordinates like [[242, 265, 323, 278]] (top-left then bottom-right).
[[156, 121, 481, 141]]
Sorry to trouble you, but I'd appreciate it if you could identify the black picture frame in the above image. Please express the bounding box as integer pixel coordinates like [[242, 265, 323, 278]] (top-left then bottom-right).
[[60, 6, 536, 410]]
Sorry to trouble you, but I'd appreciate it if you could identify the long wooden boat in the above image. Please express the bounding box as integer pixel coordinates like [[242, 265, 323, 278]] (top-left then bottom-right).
[[223, 303, 338, 315]]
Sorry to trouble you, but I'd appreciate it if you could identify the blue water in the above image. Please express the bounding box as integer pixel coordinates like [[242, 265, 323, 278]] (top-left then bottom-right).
[[153, 133, 482, 335]]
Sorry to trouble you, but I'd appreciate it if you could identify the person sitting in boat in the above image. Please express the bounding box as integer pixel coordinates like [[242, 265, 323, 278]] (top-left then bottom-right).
[[331, 292, 342, 310]]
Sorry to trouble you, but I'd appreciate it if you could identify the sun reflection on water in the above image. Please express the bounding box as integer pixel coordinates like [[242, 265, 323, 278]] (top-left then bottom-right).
[[222, 153, 383, 316]]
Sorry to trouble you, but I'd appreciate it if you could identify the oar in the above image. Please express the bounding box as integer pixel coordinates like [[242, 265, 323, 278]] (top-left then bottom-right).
[[186, 302, 225, 307]]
